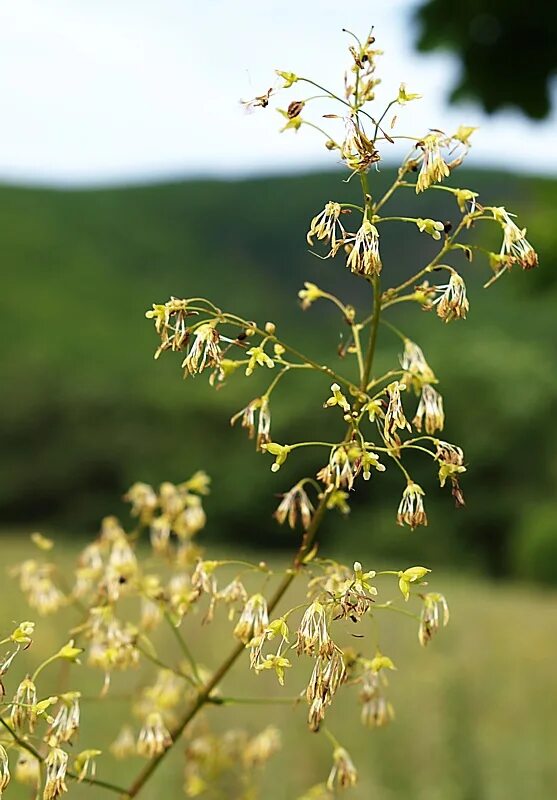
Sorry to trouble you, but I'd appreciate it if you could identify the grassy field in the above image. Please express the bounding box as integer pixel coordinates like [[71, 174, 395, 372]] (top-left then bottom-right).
[[1, 537, 556, 799]]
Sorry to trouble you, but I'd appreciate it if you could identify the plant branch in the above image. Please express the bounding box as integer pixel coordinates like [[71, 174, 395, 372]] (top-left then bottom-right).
[[0, 717, 128, 796], [124, 497, 329, 799]]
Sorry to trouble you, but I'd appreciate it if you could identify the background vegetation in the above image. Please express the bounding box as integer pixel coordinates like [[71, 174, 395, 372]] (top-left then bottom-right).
[[2, 168, 556, 582], [415, 0, 557, 118]]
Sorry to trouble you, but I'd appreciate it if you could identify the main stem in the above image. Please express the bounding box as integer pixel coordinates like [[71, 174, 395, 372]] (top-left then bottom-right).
[[360, 172, 381, 392], [124, 502, 328, 799], [124, 174, 383, 800]]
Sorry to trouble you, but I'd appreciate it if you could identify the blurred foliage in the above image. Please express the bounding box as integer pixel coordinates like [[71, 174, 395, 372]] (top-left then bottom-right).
[[511, 502, 557, 586], [415, 0, 557, 118], [1, 169, 556, 578], [2, 538, 557, 799]]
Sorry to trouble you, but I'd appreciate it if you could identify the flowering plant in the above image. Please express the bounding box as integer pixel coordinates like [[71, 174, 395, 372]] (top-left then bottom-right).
[[1, 27, 537, 799]]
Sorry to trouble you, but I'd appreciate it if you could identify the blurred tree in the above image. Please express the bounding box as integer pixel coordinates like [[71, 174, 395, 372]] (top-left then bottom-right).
[[415, 0, 557, 119]]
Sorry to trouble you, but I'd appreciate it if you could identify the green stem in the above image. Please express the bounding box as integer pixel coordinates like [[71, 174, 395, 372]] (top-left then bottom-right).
[[31, 655, 59, 683], [372, 166, 408, 214], [208, 695, 301, 706], [135, 644, 196, 688], [358, 172, 382, 392], [124, 497, 330, 799], [221, 313, 359, 393], [163, 612, 201, 685], [361, 276, 381, 391], [0, 717, 128, 795], [126, 163, 384, 800], [387, 216, 470, 297], [351, 325, 365, 383]]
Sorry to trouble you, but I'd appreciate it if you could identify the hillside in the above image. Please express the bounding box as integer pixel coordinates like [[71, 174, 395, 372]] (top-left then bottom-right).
[[1, 169, 556, 578]]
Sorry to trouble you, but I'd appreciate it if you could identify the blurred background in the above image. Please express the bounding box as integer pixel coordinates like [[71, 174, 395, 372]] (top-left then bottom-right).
[[1, 1, 556, 798]]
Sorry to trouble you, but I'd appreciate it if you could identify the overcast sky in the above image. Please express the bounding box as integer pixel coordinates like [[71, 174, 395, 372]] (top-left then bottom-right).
[[1, 0, 555, 186]]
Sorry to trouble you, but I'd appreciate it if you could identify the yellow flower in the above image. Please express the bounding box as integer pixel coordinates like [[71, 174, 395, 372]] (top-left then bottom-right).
[[254, 653, 292, 685], [416, 217, 445, 240], [245, 345, 274, 376], [398, 566, 431, 600], [324, 383, 351, 413], [276, 70, 298, 88], [397, 83, 421, 103]]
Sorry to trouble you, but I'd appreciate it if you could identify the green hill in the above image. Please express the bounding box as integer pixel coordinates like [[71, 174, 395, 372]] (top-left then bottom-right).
[[1, 169, 556, 579]]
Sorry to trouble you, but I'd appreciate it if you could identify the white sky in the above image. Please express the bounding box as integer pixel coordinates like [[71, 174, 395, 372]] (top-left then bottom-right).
[[1, 0, 555, 186]]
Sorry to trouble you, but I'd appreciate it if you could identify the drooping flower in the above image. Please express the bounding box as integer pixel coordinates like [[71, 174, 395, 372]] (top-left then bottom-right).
[[216, 578, 248, 621], [436, 441, 466, 507], [182, 323, 222, 376], [400, 339, 436, 391], [11, 677, 37, 733], [492, 207, 538, 270], [47, 692, 81, 745], [327, 746, 358, 791], [359, 664, 395, 728], [296, 602, 334, 657], [0, 745, 9, 795], [345, 219, 382, 276], [233, 594, 269, 644], [243, 726, 282, 768], [433, 272, 469, 322], [454, 188, 478, 213], [230, 396, 272, 450], [43, 748, 69, 800], [397, 482, 428, 529], [316, 446, 355, 490], [110, 725, 136, 759], [124, 482, 158, 524], [419, 592, 449, 646], [384, 381, 410, 447], [274, 483, 314, 530], [306, 202, 346, 256], [145, 297, 193, 358], [73, 749, 101, 782], [306, 649, 346, 731], [415, 133, 450, 193], [413, 384, 445, 434], [137, 713, 172, 758], [341, 117, 380, 173]]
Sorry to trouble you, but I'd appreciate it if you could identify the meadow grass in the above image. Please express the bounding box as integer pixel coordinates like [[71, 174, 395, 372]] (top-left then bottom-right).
[[2, 536, 556, 799]]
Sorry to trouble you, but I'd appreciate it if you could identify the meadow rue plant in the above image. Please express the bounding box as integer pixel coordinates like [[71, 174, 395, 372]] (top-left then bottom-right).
[[3, 26, 538, 800]]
